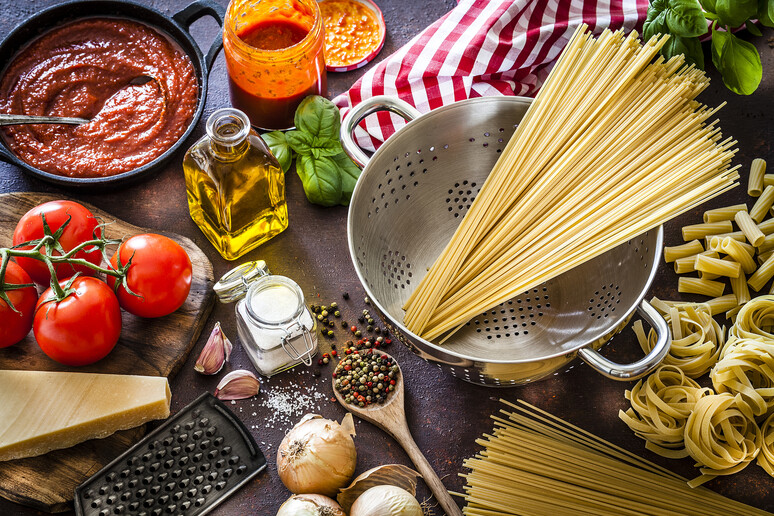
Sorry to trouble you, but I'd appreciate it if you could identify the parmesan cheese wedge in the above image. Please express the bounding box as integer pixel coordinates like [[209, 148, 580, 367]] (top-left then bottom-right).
[[0, 370, 171, 461]]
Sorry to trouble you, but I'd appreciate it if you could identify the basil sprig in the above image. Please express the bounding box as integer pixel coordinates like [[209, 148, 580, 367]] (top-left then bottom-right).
[[644, 0, 770, 95], [263, 96, 361, 207]]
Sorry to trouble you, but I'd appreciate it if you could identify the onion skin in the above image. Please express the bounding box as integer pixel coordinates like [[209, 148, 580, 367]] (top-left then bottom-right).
[[277, 414, 357, 497], [349, 485, 423, 516], [276, 494, 346, 516]]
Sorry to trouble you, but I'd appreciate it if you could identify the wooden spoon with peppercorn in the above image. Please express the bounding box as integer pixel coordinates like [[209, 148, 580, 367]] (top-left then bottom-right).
[[331, 350, 463, 516]]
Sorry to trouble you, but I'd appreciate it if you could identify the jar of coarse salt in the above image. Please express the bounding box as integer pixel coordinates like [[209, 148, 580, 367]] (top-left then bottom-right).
[[214, 260, 317, 376]]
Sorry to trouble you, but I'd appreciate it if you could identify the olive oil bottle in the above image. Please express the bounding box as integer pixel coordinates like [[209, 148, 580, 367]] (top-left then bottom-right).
[[183, 108, 288, 260]]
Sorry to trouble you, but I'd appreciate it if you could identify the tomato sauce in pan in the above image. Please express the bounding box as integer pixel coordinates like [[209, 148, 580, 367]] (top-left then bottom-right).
[[0, 18, 198, 178]]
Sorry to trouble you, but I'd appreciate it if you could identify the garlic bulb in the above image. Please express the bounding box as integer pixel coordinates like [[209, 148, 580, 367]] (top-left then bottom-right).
[[349, 485, 423, 516], [277, 413, 357, 496], [276, 494, 346, 516]]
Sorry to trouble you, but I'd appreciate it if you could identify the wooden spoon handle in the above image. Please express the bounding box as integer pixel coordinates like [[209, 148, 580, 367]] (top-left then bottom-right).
[[392, 425, 463, 516]]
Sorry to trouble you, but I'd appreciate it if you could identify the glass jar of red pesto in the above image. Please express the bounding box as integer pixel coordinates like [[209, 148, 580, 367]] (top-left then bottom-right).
[[223, 0, 327, 130]]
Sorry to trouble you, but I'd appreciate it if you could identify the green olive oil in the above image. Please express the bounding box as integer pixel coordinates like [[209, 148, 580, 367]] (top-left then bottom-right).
[[183, 108, 288, 260]]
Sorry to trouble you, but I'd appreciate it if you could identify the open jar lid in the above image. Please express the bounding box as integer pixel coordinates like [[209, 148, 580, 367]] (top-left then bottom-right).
[[214, 260, 271, 303], [319, 0, 386, 72]]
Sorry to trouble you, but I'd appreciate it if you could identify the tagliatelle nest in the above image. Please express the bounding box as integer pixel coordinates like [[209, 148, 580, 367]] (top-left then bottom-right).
[[619, 365, 712, 458]]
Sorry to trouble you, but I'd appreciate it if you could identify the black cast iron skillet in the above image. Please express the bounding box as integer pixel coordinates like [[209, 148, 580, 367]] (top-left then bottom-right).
[[0, 0, 225, 188]]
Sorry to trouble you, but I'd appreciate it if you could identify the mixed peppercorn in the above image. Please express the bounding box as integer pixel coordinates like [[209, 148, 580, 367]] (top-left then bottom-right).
[[309, 294, 397, 406], [333, 342, 399, 407]]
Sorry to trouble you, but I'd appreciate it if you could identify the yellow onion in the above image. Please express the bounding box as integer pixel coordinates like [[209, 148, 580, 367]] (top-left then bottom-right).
[[276, 494, 346, 516], [277, 413, 357, 496], [349, 485, 423, 516]]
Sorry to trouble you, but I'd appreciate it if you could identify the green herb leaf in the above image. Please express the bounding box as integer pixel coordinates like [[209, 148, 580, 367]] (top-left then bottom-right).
[[262, 131, 294, 173], [296, 154, 343, 207], [661, 34, 705, 69], [712, 29, 762, 95], [294, 96, 341, 142], [286, 130, 314, 156], [700, 0, 717, 13], [712, 0, 757, 27], [747, 21, 763, 36], [312, 136, 344, 158], [667, 0, 707, 37], [758, 0, 774, 28], [331, 152, 362, 205], [645, 1, 706, 38]]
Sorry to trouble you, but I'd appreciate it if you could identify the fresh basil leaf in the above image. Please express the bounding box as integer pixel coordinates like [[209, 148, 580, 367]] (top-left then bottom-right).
[[331, 152, 362, 205], [759, 0, 774, 28], [296, 154, 343, 207], [747, 21, 763, 36], [644, 2, 669, 41], [286, 130, 314, 156], [713, 0, 757, 27], [261, 131, 294, 173], [294, 95, 341, 142], [665, 0, 707, 37], [712, 29, 762, 95], [700, 0, 717, 13], [312, 136, 343, 158], [661, 34, 705, 68]]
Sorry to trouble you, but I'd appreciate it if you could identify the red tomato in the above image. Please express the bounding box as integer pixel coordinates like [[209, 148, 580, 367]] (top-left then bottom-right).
[[107, 234, 192, 318], [13, 200, 102, 285], [34, 277, 121, 366], [0, 260, 39, 348]]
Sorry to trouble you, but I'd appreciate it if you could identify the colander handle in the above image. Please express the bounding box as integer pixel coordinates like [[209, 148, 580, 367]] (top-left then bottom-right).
[[577, 299, 670, 380], [340, 95, 422, 167]]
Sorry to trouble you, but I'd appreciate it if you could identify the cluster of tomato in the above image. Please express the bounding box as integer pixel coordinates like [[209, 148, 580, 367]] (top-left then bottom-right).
[[0, 200, 193, 366]]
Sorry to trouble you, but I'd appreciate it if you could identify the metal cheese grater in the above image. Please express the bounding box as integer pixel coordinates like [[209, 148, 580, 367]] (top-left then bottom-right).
[[74, 393, 266, 516]]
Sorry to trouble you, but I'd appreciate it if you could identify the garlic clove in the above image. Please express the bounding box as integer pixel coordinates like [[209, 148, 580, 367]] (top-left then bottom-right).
[[214, 369, 260, 400], [194, 322, 233, 375]]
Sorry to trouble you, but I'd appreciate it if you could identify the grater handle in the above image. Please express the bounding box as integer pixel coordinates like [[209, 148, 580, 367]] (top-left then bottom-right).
[[340, 95, 422, 168], [577, 299, 670, 380]]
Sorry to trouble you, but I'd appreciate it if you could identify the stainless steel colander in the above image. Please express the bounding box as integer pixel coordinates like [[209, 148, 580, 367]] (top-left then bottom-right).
[[341, 96, 670, 386]]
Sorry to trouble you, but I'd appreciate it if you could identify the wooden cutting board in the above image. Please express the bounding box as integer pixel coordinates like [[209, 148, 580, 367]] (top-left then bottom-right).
[[0, 192, 216, 513]]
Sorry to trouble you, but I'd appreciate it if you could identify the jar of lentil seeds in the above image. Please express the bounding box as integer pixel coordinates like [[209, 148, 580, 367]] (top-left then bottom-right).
[[214, 261, 318, 376]]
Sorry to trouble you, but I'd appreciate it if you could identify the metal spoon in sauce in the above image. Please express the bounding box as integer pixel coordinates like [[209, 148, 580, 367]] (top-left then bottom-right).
[[0, 75, 156, 126]]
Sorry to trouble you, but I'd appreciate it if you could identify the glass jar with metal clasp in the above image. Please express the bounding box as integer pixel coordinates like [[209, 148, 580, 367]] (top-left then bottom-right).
[[214, 260, 317, 376]]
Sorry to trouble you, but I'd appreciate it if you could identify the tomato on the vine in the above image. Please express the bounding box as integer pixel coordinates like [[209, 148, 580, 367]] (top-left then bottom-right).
[[107, 234, 192, 318], [0, 260, 39, 348], [34, 277, 121, 366], [13, 200, 102, 285]]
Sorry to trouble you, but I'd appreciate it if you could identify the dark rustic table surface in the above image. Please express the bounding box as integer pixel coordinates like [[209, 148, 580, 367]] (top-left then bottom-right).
[[1, 0, 773, 515]]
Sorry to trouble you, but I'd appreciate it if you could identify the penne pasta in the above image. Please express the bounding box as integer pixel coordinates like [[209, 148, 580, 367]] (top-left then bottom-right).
[[748, 158, 766, 197], [748, 253, 774, 292], [678, 277, 726, 297], [730, 273, 751, 305], [751, 185, 774, 222], [664, 240, 704, 262], [704, 294, 738, 316], [675, 251, 718, 274], [720, 237, 757, 274], [695, 254, 740, 278], [735, 211, 765, 247], [758, 218, 774, 235], [764, 174, 774, 187], [682, 221, 734, 242], [703, 204, 747, 223]]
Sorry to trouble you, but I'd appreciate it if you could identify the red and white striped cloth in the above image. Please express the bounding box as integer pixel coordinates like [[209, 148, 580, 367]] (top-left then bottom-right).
[[333, 0, 649, 152]]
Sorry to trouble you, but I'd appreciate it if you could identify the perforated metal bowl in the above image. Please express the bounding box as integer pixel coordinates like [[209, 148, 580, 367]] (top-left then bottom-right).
[[341, 96, 670, 386]]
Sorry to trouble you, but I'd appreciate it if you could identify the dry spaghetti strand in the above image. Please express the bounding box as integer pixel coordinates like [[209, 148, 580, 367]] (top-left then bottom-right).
[[456, 400, 769, 516], [403, 26, 739, 341]]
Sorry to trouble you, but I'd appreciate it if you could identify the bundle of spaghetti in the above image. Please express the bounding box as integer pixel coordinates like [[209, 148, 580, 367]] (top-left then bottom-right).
[[710, 336, 774, 419], [731, 295, 774, 340], [403, 25, 740, 341], [684, 393, 761, 487], [633, 298, 725, 377], [619, 365, 712, 458], [456, 399, 768, 516]]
